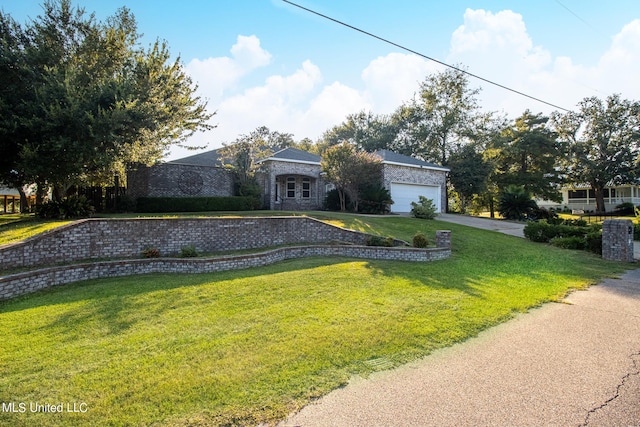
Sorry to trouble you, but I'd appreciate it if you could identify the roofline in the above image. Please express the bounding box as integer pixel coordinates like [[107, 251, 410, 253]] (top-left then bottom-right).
[[258, 157, 321, 166], [382, 160, 450, 172]]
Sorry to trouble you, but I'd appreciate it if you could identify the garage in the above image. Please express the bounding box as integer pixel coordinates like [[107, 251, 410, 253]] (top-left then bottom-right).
[[390, 182, 441, 213]]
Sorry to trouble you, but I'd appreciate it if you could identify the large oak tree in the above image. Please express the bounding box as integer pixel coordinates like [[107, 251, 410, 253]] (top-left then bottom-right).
[[552, 95, 640, 212], [0, 0, 213, 204]]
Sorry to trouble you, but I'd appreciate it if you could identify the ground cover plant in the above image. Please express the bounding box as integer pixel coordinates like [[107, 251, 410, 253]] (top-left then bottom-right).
[[0, 212, 629, 426]]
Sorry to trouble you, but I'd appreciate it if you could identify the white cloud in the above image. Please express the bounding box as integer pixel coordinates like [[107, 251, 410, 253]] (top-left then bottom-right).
[[170, 14, 640, 161], [185, 35, 272, 103], [447, 10, 640, 117], [361, 52, 437, 113]]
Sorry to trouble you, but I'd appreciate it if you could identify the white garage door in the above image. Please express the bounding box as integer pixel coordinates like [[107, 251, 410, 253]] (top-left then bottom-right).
[[390, 183, 441, 213]]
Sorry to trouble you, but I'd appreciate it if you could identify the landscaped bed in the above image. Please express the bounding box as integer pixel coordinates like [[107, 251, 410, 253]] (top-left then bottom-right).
[[0, 212, 628, 426]]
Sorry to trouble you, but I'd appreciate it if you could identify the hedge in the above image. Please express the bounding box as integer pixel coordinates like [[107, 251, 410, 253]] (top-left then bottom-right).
[[135, 196, 261, 213], [524, 220, 602, 255]]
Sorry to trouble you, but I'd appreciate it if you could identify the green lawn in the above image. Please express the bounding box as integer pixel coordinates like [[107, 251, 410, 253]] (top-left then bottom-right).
[[0, 212, 630, 426]]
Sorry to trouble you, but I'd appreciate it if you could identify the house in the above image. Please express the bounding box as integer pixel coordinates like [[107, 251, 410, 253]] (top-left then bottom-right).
[[127, 147, 449, 213], [537, 183, 640, 212]]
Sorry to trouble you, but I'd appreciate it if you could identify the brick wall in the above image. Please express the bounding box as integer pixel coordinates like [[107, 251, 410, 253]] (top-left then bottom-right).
[[0, 217, 412, 271], [0, 245, 451, 300], [127, 163, 234, 199], [382, 164, 447, 212]]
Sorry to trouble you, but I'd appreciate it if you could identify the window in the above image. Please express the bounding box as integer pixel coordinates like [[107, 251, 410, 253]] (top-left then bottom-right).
[[287, 177, 295, 198], [302, 178, 311, 198]]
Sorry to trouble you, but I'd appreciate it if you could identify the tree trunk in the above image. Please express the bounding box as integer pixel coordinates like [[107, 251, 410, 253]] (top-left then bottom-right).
[[338, 188, 346, 212], [18, 187, 29, 213], [593, 184, 606, 213]]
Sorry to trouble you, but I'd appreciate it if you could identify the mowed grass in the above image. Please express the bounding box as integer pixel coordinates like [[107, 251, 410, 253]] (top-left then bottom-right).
[[0, 214, 72, 245], [0, 213, 630, 426]]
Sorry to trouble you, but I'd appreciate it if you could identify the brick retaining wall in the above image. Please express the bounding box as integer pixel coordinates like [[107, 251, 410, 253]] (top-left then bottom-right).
[[0, 217, 408, 271], [0, 217, 452, 301], [0, 245, 451, 300]]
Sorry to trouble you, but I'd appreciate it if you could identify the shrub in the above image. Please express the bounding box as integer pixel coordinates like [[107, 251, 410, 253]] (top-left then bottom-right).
[[135, 196, 260, 213], [614, 202, 635, 215], [523, 220, 597, 244], [36, 195, 95, 219], [410, 196, 437, 219], [180, 245, 199, 258], [358, 185, 393, 214], [324, 189, 347, 211], [142, 247, 160, 258], [366, 235, 394, 247], [550, 236, 586, 250], [497, 186, 537, 220], [412, 232, 429, 248], [585, 232, 603, 255]]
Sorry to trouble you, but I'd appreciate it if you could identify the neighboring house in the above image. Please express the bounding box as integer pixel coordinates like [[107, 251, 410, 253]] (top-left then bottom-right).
[[127, 147, 450, 213], [537, 183, 640, 212]]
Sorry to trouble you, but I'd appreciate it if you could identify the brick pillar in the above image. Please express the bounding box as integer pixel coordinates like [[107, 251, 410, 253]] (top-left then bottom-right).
[[436, 230, 451, 249], [602, 219, 634, 262]]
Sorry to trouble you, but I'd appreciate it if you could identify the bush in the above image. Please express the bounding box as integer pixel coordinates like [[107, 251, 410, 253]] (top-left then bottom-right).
[[358, 185, 393, 214], [410, 196, 437, 219], [365, 236, 394, 247], [585, 232, 603, 255], [497, 186, 538, 220], [550, 236, 586, 250], [142, 247, 160, 258], [180, 245, 199, 258], [135, 196, 260, 213], [412, 232, 429, 248], [324, 189, 350, 211], [36, 195, 95, 219], [523, 220, 597, 243], [614, 202, 635, 215]]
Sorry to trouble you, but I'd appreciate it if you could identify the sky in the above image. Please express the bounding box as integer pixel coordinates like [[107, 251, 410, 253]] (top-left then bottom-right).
[[3, 0, 640, 161]]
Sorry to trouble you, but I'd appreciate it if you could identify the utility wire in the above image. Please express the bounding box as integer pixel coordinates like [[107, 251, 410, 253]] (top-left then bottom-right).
[[282, 0, 570, 112], [555, 0, 607, 40]]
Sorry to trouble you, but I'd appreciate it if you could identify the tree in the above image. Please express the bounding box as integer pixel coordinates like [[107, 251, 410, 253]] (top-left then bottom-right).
[[0, 0, 213, 202], [490, 111, 563, 202], [320, 110, 396, 154], [552, 95, 640, 212], [0, 12, 32, 210], [219, 126, 296, 197], [321, 142, 383, 212], [447, 144, 492, 213], [498, 185, 538, 220], [391, 67, 482, 165]]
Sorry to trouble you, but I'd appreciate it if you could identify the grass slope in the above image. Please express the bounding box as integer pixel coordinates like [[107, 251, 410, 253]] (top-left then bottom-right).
[[0, 213, 628, 426]]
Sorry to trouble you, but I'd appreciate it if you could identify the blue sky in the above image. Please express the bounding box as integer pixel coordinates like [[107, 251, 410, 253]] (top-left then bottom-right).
[[3, 0, 640, 160]]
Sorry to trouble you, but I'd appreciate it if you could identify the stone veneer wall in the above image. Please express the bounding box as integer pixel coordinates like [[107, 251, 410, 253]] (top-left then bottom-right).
[[0, 244, 451, 300], [0, 217, 411, 271], [602, 219, 634, 262]]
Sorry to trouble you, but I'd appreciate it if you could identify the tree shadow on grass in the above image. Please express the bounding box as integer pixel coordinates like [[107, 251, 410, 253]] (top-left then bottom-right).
[[0, 257, 377, 336]]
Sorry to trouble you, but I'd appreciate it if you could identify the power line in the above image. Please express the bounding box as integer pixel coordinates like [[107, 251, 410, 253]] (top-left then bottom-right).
[[555, 0, 607, 40], [281, 0, 570, 112]]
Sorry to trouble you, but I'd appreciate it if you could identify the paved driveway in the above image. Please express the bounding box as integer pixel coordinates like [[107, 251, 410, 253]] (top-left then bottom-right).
[[436, 213, 526, 238]]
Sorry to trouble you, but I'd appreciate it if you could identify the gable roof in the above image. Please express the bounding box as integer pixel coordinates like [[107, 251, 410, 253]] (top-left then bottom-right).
[[260, 147, 322, 165], [168, 149, 223, 167], [374, 149, 449, 172]]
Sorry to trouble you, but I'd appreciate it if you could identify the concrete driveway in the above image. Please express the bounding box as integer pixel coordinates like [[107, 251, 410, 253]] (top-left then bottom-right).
[[436, 213, 526, 238], [435, 213, 640, 260]]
